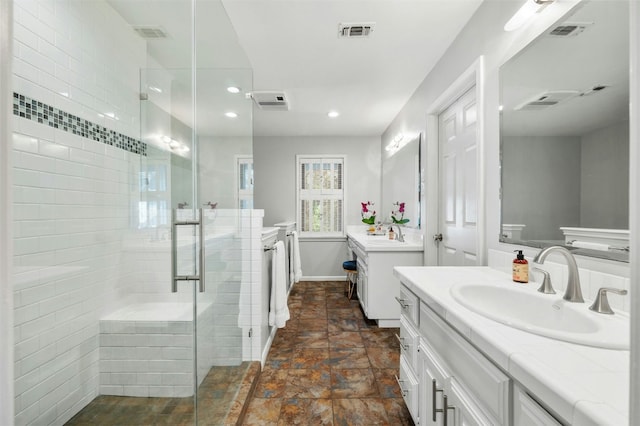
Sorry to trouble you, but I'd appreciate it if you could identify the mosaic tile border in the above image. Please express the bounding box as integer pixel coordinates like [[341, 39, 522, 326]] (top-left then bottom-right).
[[12, 92, 147, 156]]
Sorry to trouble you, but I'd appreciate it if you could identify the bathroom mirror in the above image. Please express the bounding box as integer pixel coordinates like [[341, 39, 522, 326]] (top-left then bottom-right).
[[499, 0, 629, 262], [382, 133, 421, 228]]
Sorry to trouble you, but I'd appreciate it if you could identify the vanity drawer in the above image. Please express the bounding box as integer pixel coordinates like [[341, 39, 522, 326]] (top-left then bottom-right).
[[420, 302, 510, 425], [397, 284, 419, 326], [514, 385, 562, 426], [399, 316, 420, 372], [398, 355, 419, 423]]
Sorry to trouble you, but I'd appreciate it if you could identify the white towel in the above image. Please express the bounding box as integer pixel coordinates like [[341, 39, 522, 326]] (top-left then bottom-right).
[[269, 241, 290, 328], [571, 241, 610, 251], [291, 231, 302, 283]]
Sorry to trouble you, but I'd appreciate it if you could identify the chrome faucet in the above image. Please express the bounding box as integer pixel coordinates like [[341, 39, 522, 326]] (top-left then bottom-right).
[[391, 225, 405, 242], [533, 246, 584, 303]]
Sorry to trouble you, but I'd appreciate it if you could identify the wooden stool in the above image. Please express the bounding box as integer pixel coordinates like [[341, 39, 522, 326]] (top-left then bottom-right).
[[343, 268, 357, 299], [342, 260, 357, 299]]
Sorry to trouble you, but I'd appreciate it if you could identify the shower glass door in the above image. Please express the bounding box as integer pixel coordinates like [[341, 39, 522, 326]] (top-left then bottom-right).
[[140, 63, 254, 424]]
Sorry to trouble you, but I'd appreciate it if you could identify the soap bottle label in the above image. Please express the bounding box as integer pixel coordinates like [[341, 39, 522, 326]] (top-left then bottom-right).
[[512, 263, 529, 283]]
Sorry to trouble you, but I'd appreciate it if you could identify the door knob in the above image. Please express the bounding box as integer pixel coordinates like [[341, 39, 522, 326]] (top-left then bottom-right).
[[433, 233, 443, 242]]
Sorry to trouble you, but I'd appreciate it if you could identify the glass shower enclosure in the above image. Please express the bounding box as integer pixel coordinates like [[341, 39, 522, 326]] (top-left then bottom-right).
[[10, 0, 256, 424], [136, 65, 255, 423]]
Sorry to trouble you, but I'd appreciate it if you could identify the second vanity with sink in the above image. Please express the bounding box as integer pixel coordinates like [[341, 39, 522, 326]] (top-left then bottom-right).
[[346, 226, 423, 327], [394, 266, 629, 425]]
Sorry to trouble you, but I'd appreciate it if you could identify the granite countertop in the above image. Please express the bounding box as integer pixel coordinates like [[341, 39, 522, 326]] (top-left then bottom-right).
[[393, 266, 629, 425]]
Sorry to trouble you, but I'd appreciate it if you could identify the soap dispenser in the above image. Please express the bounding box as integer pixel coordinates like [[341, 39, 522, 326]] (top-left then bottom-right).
[[512, 250, 529, 283]]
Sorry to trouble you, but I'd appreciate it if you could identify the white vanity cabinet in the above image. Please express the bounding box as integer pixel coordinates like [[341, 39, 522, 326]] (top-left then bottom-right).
[[399, 282, 511, 426], [346, 230, 423, 327], [356, 257, 368, 316], [395, 266, 629, 425]]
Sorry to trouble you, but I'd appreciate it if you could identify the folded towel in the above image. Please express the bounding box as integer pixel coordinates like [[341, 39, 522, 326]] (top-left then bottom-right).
[[571, 241, 610, 251], [291, 231, 302, 283], [269, 241, 290, 328]]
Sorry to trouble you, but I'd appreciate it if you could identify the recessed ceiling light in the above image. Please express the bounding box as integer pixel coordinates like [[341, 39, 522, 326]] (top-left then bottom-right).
[[227, 86, 241, 94], [328, 111, 340, 118], [225, 112, 238, 118]]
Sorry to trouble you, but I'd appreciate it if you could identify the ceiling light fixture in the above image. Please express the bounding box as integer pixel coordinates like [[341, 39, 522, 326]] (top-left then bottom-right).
[[148, 86, 163, 93], [227, 86, 241, 94], [158, 134, 190, 153], [225, 112, 238, 118], [504, 0, 554, 32], [385, 133, 404, 152], [328, 111, 340, 118]]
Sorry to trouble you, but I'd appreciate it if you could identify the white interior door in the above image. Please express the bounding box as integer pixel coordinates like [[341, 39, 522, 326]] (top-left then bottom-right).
[[437, 87, 478, 266]]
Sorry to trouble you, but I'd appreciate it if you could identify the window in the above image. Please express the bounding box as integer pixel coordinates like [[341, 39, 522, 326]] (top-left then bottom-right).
[[237, 156, 254, 209], [138, 163, 169, 228], [296, 155, 344, 237]]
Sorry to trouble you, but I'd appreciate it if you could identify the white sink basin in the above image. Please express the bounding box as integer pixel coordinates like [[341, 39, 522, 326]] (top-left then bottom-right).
[[450, 283, 629, 350], [366, 238, 406, 245]]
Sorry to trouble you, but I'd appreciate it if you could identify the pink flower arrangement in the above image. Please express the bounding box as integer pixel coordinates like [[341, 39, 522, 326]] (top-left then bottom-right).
[[361, 201, 376, 225], [391, 201, 409, 225]]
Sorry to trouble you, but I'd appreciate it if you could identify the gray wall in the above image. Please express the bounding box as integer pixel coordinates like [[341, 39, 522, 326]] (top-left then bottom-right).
[[581, 120, 629, 229], [501, 120, 630, 241], [502, 135, 581, 241], [199, 136, 253, 209], [254, 135, 381, 278]]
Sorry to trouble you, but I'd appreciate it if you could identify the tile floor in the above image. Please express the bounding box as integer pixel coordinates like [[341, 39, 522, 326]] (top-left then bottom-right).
[[241, 280, 414, 425], [65, 359, 259, 425], [64, 280, 412, 425]]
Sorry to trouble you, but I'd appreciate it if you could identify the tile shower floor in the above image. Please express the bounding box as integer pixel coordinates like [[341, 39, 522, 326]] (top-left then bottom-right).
[[242, 280, 414, 425], [65, 361, 259, 425]]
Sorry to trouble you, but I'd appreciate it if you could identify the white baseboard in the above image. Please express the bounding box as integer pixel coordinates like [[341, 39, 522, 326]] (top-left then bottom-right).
[[300, 276, 345, 281]]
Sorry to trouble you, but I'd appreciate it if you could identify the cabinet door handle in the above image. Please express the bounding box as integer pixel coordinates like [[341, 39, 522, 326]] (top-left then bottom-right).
[[443, 394, 456, 425], [395, 334, 409, 351], [432, 379, 444, 422], [394, 375, 408, 398], [395, 296, 410, 309]]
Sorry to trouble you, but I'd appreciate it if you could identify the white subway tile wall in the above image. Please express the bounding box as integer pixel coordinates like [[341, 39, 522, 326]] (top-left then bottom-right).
[[12, 0, 146, 424], [12, 1, 263, 424], [98, 303, 214, 398]]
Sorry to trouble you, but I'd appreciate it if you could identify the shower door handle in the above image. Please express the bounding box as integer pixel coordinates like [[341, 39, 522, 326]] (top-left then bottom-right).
[[171, 208, 206, 293]]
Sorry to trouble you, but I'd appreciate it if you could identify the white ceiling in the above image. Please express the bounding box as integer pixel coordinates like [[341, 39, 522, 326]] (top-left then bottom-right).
[[501, 0, 629, 137], [109, 0, 484, 137]]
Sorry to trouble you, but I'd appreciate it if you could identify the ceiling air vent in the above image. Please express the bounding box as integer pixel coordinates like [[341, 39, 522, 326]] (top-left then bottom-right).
[[250, 91, 289, 111], [338, 22, 375, 38], [514, 91, 580, 111], [548, 22, 593, 37], [133, 26, 169, 39]]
